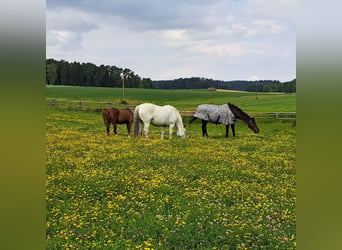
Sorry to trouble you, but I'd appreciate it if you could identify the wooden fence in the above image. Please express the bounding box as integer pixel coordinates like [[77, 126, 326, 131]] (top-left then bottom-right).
[[47, 98, 296, 120]]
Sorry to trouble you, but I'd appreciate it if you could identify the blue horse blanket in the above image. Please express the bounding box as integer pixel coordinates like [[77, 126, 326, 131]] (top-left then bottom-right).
[[193, 104, 236, 125]]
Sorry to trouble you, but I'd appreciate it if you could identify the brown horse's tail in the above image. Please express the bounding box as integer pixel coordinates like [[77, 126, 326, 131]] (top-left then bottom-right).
[[133, 106, 141, 137], [102, 108, 109, 124]]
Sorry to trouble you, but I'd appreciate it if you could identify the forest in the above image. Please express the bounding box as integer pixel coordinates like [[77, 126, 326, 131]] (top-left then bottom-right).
[[46, 59, 296, 93], [46, 59, 154, 89], [154, 78, 296, 92]]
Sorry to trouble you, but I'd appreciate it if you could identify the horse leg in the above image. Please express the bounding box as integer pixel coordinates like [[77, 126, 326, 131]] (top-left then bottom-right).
[[139, 121, 143, 136], [143, 122, 150, 138], [202, 120, 208, 137], [160, 127, 165, 140], [105, 122, 110, 136], [113, 124, 118, 136], [226, 125, 229, 137], [169, 124, 175, 139], [204, 122, 209, 137], [231, 124, 236, 137], [127, 122, 132, 137]]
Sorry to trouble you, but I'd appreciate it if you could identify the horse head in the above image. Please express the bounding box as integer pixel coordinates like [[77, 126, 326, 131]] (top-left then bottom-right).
[[247, 117, 259, 133], [177, 127, 186, 139]]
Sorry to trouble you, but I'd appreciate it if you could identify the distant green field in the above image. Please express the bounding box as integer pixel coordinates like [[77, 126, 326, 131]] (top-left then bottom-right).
[[46, 86, 296, 112]]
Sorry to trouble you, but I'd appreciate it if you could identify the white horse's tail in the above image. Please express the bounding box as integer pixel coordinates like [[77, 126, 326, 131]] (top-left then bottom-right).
[[133, 106, 141, 137]]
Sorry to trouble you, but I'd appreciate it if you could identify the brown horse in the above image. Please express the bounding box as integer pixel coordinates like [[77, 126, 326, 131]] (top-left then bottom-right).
[[102, 108, 134, 136]]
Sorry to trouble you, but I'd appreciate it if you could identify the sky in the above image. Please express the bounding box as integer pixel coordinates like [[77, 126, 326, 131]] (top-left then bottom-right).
[[46, 0, 296, 82]]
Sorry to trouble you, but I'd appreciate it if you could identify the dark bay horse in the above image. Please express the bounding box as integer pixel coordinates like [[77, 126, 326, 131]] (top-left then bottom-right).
[[102, 108, 134, 136], [189, 103, 259, 137]]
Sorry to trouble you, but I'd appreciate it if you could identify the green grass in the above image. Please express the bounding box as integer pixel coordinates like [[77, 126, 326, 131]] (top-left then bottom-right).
[[46, 109, 296, 249], [46, 85, 296, 112]]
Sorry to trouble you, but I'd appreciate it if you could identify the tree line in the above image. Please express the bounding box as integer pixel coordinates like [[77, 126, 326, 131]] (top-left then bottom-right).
[[46, 59, 154, 88], [46, 59, 295, 92], [154, 78, 296, 93]]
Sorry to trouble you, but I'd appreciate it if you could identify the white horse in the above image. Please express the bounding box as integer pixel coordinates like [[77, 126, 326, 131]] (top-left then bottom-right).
[[134, 103, 186, 139]]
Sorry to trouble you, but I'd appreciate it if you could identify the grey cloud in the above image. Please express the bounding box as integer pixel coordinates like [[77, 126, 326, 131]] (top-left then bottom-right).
[[47, 8, 98, 33], [46, 0, 295, 81], [46, 0, 230, 31]]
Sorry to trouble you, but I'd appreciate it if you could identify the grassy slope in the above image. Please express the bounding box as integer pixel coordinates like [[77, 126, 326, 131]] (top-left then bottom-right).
[[46, 86, 296, 112]]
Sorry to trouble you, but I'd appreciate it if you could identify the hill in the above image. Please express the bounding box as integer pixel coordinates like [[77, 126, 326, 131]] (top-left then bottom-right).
[[46, 86, 296, 112]]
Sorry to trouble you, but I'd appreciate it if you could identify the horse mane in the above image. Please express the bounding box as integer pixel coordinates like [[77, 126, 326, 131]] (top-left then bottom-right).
[[228, 103, 251, 121], [175, 110, 184, 128]]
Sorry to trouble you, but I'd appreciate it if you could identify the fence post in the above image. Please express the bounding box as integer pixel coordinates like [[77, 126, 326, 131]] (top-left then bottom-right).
[[50, 99, 55, 109]]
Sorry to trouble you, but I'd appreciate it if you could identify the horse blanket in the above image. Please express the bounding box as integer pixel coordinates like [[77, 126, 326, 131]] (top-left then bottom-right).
[[193, 104, 236, 125]]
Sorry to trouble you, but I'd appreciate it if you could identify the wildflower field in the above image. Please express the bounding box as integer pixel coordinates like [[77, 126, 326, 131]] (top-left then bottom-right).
[[46, 109, 296, 249]]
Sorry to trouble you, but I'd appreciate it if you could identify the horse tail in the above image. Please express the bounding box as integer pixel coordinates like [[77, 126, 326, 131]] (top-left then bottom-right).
[[102, 108, 109, 124], [133, 106, 140, 137], [188, 116, 197, 127]]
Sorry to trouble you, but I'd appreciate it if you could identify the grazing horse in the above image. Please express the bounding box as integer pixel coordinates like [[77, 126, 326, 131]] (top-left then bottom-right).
[[102, 108, 134, 136], [134, 103, 186, 139], [189, 103, 259, 137]]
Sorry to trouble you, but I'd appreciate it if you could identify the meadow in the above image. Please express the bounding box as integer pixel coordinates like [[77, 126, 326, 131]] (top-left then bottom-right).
[[46, 86, 296, 112], [46, 98, 296, 249]]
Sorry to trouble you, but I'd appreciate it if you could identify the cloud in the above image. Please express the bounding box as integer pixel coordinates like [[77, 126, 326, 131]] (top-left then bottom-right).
[[157, 28, 260, 58], [46, 0, 296, 81], [159, 29, 189, 47], [46, 8, 98, 54], [46, 0, 235, 31], [246, 0, 296, 20], [46, 31, 84, 60], [46, 8, 98, 32], [231, 19, 284, 37], [188, 42, 250, 57]]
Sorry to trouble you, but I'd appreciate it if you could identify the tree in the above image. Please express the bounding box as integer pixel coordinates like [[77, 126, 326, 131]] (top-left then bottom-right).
[[59, 60, 70, 85], [141, 78, 154, 88], [46, 63, 57, 85]]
